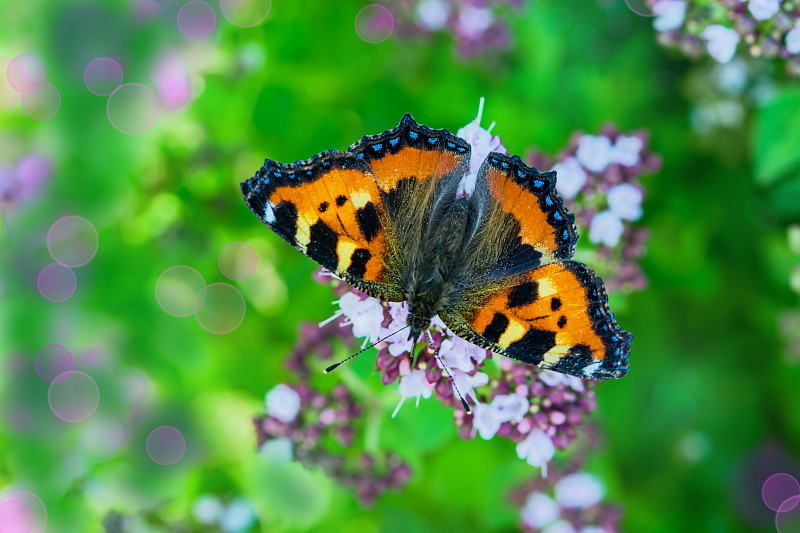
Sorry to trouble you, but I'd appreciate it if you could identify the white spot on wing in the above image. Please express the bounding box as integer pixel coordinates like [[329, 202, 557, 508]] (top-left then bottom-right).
[[350, 190, 371, 209], [582, 362, 601, 376], [264, 201, 276, 224]]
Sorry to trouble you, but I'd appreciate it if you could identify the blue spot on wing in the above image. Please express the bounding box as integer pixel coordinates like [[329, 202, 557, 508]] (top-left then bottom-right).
[[501, 161, 509, 168], [533, 179, 544, 188], [517, 170, 525, 178], [357, 153, 364, 159], [457, 146, 466, 152], [389, 138, 399, 147], [447, 141, 455, 148], [545, 196, 553, 207], [273, 171, 281, 177], [562, 229, 569, 240], [554, 211, 563, 221], [372, 143, 382, 151], [409, 131, 418, 140], [428, 136, 438, 144]]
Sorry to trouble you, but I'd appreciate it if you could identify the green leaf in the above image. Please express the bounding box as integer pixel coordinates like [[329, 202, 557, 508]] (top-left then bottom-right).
[[754, 87, 800, 185]]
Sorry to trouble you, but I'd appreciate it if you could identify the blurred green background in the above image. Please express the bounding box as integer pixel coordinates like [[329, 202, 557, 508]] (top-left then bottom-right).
[[2, 0, 800, 531]]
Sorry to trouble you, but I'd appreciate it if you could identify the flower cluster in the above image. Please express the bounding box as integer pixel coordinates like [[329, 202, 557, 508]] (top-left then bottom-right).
[[0, 154, 51, 214], [527, 124, 661, 292], [651, 0, 800, 76], [510, 466, 622, 533], [382, 0, 523, 58]]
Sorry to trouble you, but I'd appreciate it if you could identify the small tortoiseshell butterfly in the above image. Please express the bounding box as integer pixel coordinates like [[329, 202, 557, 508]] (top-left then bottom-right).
[[240, 114, 631, 380]]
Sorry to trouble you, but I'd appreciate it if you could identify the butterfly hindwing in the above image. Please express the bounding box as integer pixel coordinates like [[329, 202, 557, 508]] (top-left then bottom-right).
[[241, 150, 404, 301], [440, 260, 631, 380]]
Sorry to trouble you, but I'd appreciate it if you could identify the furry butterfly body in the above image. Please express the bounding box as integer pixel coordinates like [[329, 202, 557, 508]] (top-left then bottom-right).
[[241, 114, 631, 380]]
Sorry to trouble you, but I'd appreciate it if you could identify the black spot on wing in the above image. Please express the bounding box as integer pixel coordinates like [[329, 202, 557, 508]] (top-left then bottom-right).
[[507, 281, 539, 308], [273, 202, 298, 247], [547, 344, 595, 375], [505, 327, 556, 365], [483, 313, 510, 344], [551, 297, 562, 311], [558, 315, 567, 328], [356, 202, 381, 242], [346, 248, 371, 279], [319, 201, 329, 212], [336, 195, 348, 207], [307, 219, 338, 271]]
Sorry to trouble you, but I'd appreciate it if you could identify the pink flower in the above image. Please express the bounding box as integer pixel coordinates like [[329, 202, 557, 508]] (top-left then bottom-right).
[[456, 6, 494, 41], [328, 292, 386, 345], [438, 335, 487, 372], [152, 53, 191, 110]]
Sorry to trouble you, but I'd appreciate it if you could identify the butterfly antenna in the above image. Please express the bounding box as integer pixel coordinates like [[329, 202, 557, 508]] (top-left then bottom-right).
[[324, 325, 411, 374], [424, 329, 471, 414]]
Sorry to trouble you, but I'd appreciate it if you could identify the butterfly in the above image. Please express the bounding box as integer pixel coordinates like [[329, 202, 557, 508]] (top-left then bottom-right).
[[240, 114, 631, 380]]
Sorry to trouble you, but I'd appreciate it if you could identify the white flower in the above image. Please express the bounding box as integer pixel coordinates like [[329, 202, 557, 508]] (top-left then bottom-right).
[[702, 25, 740, 64], [456, 97, 507, 196], [416, 0, 450, 30], [258, 436, 294, 463], [543, 520, 577, 533], [588, 210, 624, 247], [748, 0, 781, 21], [192, 495, 223, 524], [607, 183, 643, 221], [471, 393, 529, 440], [451, 369, 489, 404], [456, 6, 494, 40], [438, 335, 487, 371], [539, 370, 585, 392], [265, 384, 301, 423], [219, 497, 257, 533], [383, 301, 415, 356], [472, 401, 503, 440], [521, 492, 560, 529], [392, 369, 434, 417], [555, 472, 605, 508], [516, 428, 556, 474], [653, 0, 686, 31], [575, 135, 613, 173], [610, 135, 643, 167], [492, 393, 530, 423], [330, 292, 386, 345], [786, 20, 800, 54], [579, 528, 607, 533], [551, 157, 587, 199]]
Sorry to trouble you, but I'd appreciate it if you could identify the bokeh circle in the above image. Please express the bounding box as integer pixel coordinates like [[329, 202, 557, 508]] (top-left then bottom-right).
[[177, 0, 217, 39], [7, 54, 46, 93], [21, 83, 60, 121], [37, 263, 77, 302], [48, 370, 99, 423], [47, 216, 99, 267], [84, 57, 123, 96], [355, 4, 394, 44], [218, 241, 257, 280], [219, 0, 272, 28], [0, 57, 22, 108], [194, 282, 246, 334], [0, 491, 47, 533], [107, 83, 158, 135], [156, 265, 207, 317], [146, 426, 186, 465], [0, 499, 34, 533], [34, 344, 73, 384], [764, 473, 800, 513], [624, 0, 674, 17]]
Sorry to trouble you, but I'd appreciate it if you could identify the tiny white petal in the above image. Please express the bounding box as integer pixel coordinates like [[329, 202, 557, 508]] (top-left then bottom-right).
[[456, 6, 494, 40], [472, 402, 503, 440], [653, 0, 686, 31], [491, 393, 530, 423], [457, 98, 507, 197], [265, 384, 301, 423], [451, 369, 489, 404], [416, 0, 450, 30], [575, 135, 613, 173], [393, 369, 433, 417], [702, 25, 740, 64], [219, 497, 257, 533], [588, 211, 624, 247], [607, 183, 643, 221], [516, 428, 555, 468], [786, 21, 800, 54], [611, 135, 643, 167], [555, 472, 605, 509], [748, 0, 781, 21], [552, 157, 588, 199], [521, 492, 560, 529]]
